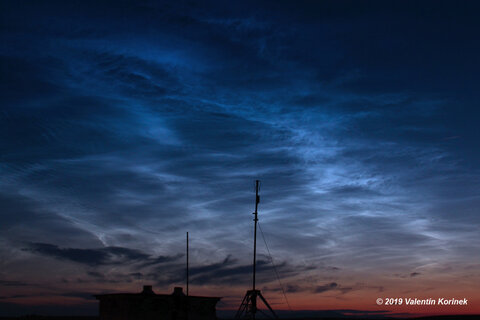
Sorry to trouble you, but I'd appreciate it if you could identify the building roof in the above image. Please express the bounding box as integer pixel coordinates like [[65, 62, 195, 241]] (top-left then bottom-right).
[[95, 285, 221, 301]]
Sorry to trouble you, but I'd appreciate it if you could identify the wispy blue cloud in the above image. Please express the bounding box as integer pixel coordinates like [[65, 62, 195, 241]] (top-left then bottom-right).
[[1, 0, 479, 315]]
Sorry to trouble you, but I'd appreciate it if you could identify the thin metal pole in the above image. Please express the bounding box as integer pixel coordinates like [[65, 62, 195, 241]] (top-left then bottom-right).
[[252, 180, 260, 319], [186, 232, 189, 297]]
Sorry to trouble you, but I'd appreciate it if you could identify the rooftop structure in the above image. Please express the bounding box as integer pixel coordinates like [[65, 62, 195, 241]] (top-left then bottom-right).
[[95, 285, 221, 320]]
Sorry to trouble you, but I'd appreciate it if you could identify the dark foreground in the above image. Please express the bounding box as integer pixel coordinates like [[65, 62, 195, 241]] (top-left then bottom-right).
[[1, 316, 480, 320]]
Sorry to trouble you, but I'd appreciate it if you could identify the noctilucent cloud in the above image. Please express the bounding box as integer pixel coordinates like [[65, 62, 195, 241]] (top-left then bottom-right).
[[1, 0, 479, 317]]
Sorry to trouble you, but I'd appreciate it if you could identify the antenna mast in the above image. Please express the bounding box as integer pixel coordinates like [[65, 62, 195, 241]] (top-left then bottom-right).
[[186, 232, 190, 320], [186, 231, 189, 297], [252, 180, 259, 292], [235, 180, 278, 320]]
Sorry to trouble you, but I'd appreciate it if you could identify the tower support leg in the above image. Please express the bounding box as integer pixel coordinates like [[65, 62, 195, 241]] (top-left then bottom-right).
[[234, 290, 278, 320]]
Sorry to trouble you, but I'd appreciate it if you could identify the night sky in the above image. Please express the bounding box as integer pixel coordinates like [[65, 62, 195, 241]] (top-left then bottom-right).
[[1, 0, 479, 317]]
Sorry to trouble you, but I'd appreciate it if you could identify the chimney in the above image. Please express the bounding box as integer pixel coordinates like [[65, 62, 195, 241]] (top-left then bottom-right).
[[142, 285, 154, 295], [172, 287, 185, 296]]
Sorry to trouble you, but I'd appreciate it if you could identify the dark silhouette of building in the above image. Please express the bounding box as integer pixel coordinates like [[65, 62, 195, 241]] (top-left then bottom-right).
[[95, 285, 220, 320]]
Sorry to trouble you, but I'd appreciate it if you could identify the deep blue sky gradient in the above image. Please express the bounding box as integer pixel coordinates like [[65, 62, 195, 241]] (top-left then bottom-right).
[[1, 0, 479, 316]]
